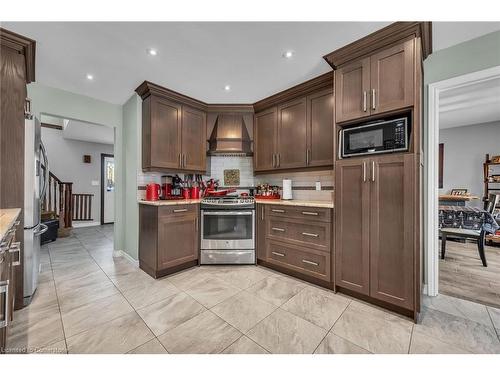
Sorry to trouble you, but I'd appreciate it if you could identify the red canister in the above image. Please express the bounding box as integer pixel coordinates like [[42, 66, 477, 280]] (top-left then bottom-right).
[[190, 186, 200, 199], [182, 188, 191, 199], [145, 183, 161, 201]]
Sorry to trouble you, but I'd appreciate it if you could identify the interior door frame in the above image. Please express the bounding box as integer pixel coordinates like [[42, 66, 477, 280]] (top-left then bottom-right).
[[425, 65, 500, 296], [100, 153, 115, 225]]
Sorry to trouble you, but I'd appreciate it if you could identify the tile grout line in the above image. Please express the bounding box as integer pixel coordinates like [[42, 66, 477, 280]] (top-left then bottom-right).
[[407, 324, 415, 354], [485, 307, 500, 344]]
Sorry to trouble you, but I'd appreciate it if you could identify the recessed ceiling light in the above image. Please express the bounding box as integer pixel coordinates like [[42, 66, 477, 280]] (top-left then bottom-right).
[[147, 48, 158, 56], [283, 50, 294, 59], [86, 73, 94, 80], [224, 85, 231, 91]]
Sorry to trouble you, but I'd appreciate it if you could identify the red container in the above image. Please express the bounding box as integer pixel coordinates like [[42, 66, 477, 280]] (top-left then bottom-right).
[[182, 188, 191, 199], [190, 186, 200, 199], [162, 183, 172, 199], [145, 183, 161, 201]]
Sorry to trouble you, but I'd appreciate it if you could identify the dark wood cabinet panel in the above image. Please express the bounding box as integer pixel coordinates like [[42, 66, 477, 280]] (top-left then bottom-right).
[[369, 154, 415, 309], [277, 97, 307, 169], [139, 204, 199, 278], [254, 107, 277, 171], [144, 95, 182, 170], [307, 89, 334, 167], [267, 204, 332, 222], [370, 39, 414, 115], [335, 158, 370, 295], [256, 204, 266, 261], [335, 58, 370, 123], [181, 106, 206, 171]]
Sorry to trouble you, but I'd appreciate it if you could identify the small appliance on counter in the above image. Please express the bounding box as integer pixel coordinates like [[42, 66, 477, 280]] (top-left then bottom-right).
[[282, 179, 293, 200], [145, 183, 161, 201]]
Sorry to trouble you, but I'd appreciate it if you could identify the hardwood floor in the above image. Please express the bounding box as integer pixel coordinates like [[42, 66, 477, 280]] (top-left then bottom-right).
[[440, 239, 500, 309]]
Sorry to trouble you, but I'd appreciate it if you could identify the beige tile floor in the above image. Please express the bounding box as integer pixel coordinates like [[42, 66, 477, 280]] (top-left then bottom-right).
[[6, 225, 500, 354]]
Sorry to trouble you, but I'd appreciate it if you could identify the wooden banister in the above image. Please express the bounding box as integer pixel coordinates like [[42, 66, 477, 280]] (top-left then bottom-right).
[[72, 193, 93, 221], [41, 164, 74, 230]]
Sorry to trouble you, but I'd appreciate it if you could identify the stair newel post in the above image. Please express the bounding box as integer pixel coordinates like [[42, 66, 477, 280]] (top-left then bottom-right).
[[66, 182, 73, 228]]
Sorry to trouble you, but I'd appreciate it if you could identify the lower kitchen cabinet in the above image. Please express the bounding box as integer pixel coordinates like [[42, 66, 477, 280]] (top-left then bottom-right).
[[256, 204, 334, 287], [335, 154, 416, 311], [139, 204, 199, 278]]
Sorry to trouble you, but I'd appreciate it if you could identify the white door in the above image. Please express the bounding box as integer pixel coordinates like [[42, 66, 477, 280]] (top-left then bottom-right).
[[102, 154, 115, 224]]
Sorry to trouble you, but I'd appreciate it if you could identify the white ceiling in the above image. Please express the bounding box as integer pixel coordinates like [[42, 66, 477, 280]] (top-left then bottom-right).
[[2, 22, 500, 105], [439, 77, 500, 129]]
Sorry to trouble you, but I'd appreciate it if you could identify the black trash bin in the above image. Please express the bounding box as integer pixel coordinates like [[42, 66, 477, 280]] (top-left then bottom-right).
[[41, 219, 59, 244]]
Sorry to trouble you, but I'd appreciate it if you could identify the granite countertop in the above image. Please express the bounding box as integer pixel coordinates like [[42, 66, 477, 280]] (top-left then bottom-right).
[[255, 199, 334, 208], [138, 199, 202, 206], [0, 208, 21, 242]]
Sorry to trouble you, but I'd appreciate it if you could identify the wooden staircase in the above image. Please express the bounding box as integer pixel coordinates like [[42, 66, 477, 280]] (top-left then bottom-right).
[[41, 167, 73, 237]]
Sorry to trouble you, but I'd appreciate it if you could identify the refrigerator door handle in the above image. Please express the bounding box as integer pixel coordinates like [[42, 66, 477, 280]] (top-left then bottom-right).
[[40, 140, 49, 202], [33, 223, 48, 236]]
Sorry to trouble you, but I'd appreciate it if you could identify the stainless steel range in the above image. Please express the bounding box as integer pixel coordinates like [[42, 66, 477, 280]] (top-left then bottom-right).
[[200, 196, 255, 264]]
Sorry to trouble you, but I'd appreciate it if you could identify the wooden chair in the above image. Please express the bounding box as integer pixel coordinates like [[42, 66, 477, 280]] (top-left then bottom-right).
[[440, 194, 499, 267]]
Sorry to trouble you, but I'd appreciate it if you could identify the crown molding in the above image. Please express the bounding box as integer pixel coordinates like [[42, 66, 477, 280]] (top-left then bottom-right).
[[323, 22, 432, 69], [0, 27, 36, 83]]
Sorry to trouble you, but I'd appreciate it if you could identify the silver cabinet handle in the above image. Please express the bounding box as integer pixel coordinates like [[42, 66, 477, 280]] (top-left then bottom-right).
[[302, 259, 319, 266], [272, 154, 276, 168], [0, 281, 9, 328], [306, 149, 310, 165], [271, 227, 285, 232], [363, 162, 366, 182], [301, 211, 319, 216], [272, 251, 285, 257], [372, 89, 376, 110], [372, 161, 375, 182], [271, 209, 285, 213], [9, 242, 21, 266], [302, 232, 319, 237], [261, 206, 264, 221], [179, 153, 182, 167], [173, 208, 188, 213], [363, 91, 367, 112]]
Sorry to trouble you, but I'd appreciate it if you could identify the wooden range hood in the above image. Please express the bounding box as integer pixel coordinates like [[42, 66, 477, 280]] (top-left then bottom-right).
[[207, 113, 253, 156]]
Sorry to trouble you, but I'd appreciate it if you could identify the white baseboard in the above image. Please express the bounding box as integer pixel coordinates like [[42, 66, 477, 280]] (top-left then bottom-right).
[[114, 250, 139, 267], [73, 221, 100, 228]]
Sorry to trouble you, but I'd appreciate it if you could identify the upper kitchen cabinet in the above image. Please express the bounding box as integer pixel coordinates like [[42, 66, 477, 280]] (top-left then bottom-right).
[[253, 72, 334, 173], [254, 107, 278, 172], [325, 22, 431, 124], [136, 81, 207, 173]]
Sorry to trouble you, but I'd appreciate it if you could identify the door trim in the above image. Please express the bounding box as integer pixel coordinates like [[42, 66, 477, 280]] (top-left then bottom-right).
[[100, 153, 114, 225], [426, 65, 500, 296]]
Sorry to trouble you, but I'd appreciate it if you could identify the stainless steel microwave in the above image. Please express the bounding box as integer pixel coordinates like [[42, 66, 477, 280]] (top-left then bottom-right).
[[339, 117, 409, 158]]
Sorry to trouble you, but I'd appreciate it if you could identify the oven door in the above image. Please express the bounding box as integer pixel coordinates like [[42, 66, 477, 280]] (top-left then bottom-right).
[[201, 210, 255, 250]]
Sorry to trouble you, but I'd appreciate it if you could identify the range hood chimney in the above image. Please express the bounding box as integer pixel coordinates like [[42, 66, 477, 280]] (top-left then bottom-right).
[[207, 114, 253, 156]]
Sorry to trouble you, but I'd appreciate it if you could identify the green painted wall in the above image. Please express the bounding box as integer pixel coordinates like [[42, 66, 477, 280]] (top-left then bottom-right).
[[27, 83, 125, 252], [122, 93, 142, 260]]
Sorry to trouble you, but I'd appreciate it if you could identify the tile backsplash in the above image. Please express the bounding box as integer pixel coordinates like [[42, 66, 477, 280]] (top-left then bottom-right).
[[137, 156, 334, 201]]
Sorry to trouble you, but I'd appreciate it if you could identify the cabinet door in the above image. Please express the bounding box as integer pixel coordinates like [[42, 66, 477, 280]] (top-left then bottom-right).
[[370, 39, 414, 115], [256, 204, 267, 261], [254, 107, 277, 171], [335, 58, 371, 123], [157, 213, 199, 270], [335, 158, 370, 295], [369, 154, 415, 309], [277, 97, 307, 169], [148, 96, 182, 169], [0, 251, 9, 351], [307, 89, 334, 167], [181, 105, 207, 172]]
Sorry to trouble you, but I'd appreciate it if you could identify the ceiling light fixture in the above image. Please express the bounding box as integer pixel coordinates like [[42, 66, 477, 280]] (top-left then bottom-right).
[[147, 48, 158, 56], [86, 73, 94, 80], [224, 85, 231, 91], [283, 50, 294, 59]]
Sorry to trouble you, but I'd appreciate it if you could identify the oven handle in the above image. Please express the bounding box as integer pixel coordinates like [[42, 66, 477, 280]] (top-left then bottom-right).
[[202, 211, 254, 216]]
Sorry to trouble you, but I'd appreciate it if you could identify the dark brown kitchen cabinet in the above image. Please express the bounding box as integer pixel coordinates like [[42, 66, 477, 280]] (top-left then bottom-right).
[[276, 97, 307, 169], [335, 58, 371, 123], [254, 107, 277, 172], [335, 39, 415, 123], [181, 106, 206, 171], [335, 154, 415, 310], [306, 89, 334, 167], [256, 204, 266, 261], [334, 158, 370, 295], [139, 204, 199, 278], [254, 89, 333, 173]]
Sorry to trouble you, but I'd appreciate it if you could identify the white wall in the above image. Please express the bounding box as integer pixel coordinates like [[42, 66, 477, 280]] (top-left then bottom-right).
[[439, 121, 500, 207], [41, 127, 114, 224]]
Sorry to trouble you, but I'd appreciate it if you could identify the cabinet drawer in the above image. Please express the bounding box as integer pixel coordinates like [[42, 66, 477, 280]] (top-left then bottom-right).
[[158, 204, 198, 217], [267, 217, 331, 253], [266, 205, 331, 222], [266, 240, 330, 281]]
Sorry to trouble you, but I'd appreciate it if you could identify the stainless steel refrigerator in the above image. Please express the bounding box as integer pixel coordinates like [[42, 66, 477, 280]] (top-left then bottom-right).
[[24, 109, 48, 305]]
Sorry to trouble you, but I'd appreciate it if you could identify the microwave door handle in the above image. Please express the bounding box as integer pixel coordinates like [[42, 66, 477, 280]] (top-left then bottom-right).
[[203, 211, 253, 216]]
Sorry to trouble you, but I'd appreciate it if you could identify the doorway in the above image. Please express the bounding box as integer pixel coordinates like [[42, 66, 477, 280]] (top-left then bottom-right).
[[426, 65, 500, 301], [101, 153, 115, 225]]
